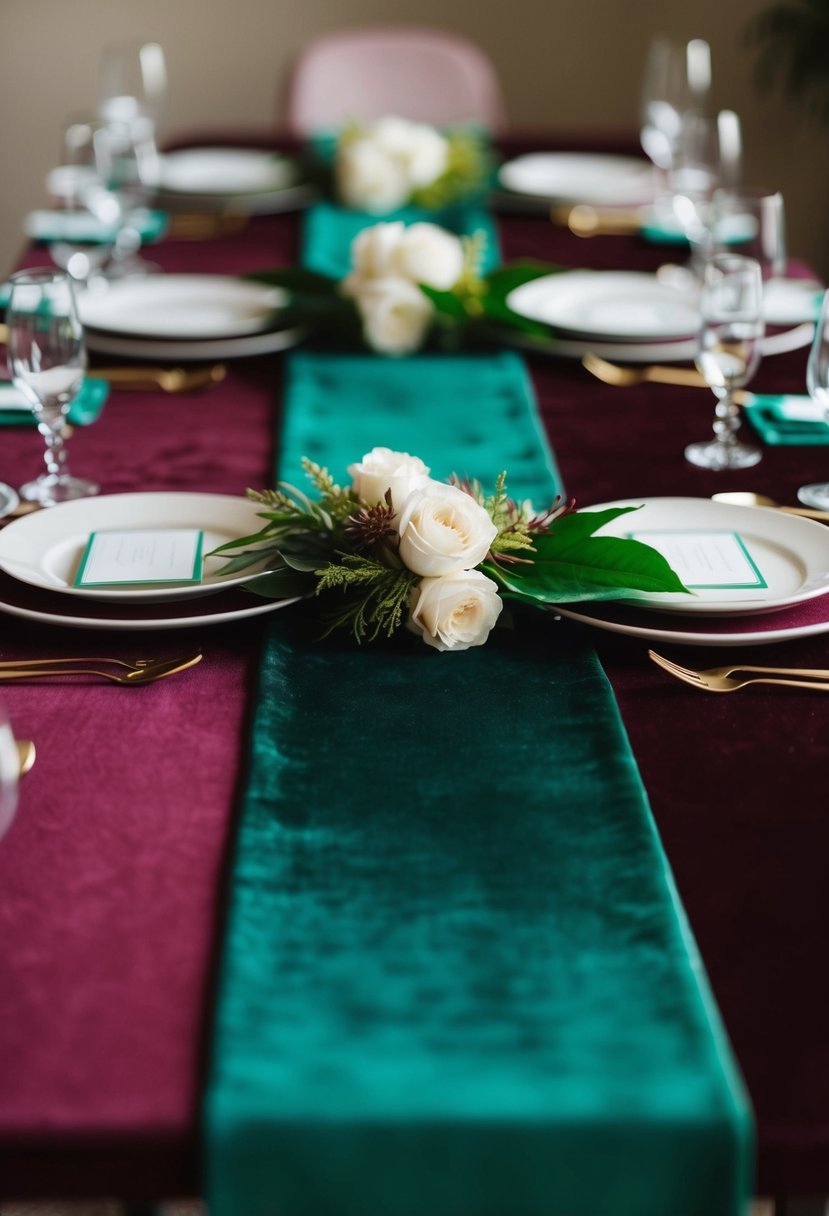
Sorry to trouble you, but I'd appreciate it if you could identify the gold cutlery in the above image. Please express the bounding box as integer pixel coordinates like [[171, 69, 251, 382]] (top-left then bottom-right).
[[0, 653, 202, 685], [166, 211, 251, 240], [711, 491, 829, 522], [581, 352, 753, 402], [550, 204, 643, 237], [86, 363, 227, 393], [16, 739, 35, 776], [649, 649, 829, 693]]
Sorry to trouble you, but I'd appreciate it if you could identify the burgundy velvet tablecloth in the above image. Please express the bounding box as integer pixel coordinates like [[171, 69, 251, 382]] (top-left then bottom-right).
[[1, 134, 828, 1202]]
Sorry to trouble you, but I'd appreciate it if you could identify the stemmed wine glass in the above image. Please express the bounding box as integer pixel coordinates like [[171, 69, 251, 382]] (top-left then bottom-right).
[[687, 253, 765, 470], [797, 290, 829, 508], [46, 119, 123, 286], [640, 36, 711, 219], [6, 268, 99, 505], [0, 706, 19, 842]]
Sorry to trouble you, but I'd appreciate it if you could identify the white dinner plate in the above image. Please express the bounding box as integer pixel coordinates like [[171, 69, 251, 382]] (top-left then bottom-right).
[[498, 153, 656, 207], [580, 497, 829, 614], [77, 275, 286, 340], [0, 492, 284, 603], [155, 147, 316, 214], [507, 271, 699, 342], [511, 320, 815, 364], [762, 277, 824, 326]]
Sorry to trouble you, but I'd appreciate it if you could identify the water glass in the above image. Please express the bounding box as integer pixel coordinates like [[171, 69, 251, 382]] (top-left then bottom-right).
[[687, 253, 764, 470], [46, 119, 122, 285], [6, 268, 99, 505], [797, 290, 829, 509]]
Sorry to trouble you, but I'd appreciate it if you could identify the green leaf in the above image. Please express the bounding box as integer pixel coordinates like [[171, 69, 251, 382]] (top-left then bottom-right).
[[478, 261, 563, 338], [243, 268, 338, 295], [242, 570, 315, 599], [484, 507, 690, 603]]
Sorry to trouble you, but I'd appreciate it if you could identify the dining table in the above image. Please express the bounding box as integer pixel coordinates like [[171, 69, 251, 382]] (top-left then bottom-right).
[[0, 130, 828, 1213]]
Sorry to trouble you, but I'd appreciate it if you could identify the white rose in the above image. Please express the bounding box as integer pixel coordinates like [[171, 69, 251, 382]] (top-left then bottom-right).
[[409, 570, 503, 652], [391, 223, 464, 291], [351, 276, 434, 355], [341, 221, 407, 299], [337, 139, 410, 214], [397, 482, 497, 575], [371, 116, 450, 188], [347, 447, 431, 509]]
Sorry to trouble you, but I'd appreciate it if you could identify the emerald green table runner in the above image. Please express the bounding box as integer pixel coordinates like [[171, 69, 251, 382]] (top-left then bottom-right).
[[204, 194, 754, 1216]]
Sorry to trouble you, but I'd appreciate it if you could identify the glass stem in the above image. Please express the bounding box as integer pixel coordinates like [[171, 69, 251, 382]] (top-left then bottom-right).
[[712, 390, 741, 447], [39, 421, 70, 481]]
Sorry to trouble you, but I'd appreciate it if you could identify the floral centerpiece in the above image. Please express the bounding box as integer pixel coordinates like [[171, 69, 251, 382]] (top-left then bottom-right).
[[334, 116, 489, 213], [213, 447, 688, 653], [252, 219, 554, 355]]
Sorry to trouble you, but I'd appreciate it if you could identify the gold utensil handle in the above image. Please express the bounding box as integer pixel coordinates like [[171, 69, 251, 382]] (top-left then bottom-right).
[[551, 204, 643, 237], [16, 739, 35, 776]]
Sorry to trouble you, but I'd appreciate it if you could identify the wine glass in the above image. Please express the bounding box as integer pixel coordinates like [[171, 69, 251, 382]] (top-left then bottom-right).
[[97, 39, 167, 138], [707, 187, 787, 281], [797, 290, 829, 508], [46, 119, 123, 286], [6, 268, 99, 505], [0, 705, 19, 843], [640, 36, 711, 220], [687, 253, 765, 470]]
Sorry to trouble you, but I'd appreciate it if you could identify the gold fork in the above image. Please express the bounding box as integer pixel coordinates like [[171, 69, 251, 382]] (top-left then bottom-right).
[[550, 204, 644, 237], [648, 649, 829, 693], [86, 364, 227, 393], [0, 653, 200, 672], [582, 352, 753, 403], [0, 653, 202, 685], [16, 740, 35, 776]]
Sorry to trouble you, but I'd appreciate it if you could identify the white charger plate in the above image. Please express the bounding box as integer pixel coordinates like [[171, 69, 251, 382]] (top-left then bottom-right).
[[581, 497, 829, 615], [0, 492, 282, 603], [511, 320, 814, 364], [155, 148, 315, 215], [507, 271, 699, 342], [498, 153, 656, 207], [77, 275, 286, 340]]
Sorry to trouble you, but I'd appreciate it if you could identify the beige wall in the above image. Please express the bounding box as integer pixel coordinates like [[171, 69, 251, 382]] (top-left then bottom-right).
[[1, 0, 827, 279]]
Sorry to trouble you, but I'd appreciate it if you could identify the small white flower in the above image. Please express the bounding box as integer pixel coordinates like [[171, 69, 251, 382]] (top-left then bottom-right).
[[336, 138, 411, 214], [409, 570, 503, 652], [391, 223, 465, 291], [397, 482, 497, 576], [341, 221, 407, 297], [350, 276, 434, 355], [348, 447, 431, 509]]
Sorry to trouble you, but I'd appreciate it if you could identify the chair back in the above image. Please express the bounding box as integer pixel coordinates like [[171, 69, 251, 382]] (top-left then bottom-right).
[[286, 25, 507, 133]]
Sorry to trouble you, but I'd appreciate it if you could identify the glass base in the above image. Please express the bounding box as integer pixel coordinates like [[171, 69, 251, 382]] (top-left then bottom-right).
[[20, 474, 100, 507], [684, 438, 763, 470], [797, 482, 829, 510]]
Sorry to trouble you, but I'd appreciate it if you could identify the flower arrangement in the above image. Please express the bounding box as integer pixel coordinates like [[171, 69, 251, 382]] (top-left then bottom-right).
[[212, 447, 689, 653], [335, 116, 489, 213], [250, 220, 554, 355]]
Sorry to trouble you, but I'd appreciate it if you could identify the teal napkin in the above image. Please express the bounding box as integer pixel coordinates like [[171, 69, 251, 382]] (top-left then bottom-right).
[[743, 394, 829, 445], [23, 207, 169, 246], [0, 378, 109, 427]]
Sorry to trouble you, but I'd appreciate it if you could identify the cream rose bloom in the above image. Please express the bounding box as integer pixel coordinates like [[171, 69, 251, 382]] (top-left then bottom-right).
[[348, 447, 431, 509], [390, 223, 465, 291], [371, 116, 450, 188], [397, 482, 498, 576], [350, 276, 435, 356], [409, 570, 503, 652], [336, 138, 411, 214]]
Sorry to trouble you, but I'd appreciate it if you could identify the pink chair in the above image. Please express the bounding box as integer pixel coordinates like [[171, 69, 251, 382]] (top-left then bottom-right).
[[285, 25, 507, 134]]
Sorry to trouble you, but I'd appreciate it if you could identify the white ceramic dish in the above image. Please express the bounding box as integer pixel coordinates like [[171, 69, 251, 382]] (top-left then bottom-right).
[[83, 324, 304, 361], [506, 271, 700, 342], [155, 148, 315, 215], [512, 320, 814, 364], [498, 152, 656, 207], [581, 497, 829, 614], [77, 275, 286, 340], [0, 492, 280, 603], [762, 277, 823, 326]]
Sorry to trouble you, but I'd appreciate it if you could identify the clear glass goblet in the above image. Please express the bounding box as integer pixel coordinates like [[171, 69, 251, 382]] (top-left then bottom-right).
[[46, 119, 123, 287], [6, 268, 99, 505], [0, 705, 20, 842], [687, 253, 765, 470], [708, 186, 787, 282], [797, 290, 829, 508]]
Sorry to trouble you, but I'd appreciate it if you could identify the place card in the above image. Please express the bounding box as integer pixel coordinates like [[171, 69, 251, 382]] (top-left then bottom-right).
[[0, 386, 33, 412], [74, 529, 204, 587], [628, 530, 768, 590]]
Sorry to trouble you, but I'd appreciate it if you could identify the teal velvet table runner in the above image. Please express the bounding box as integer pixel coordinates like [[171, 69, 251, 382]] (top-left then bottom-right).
[[203, 196, 754, 1216]]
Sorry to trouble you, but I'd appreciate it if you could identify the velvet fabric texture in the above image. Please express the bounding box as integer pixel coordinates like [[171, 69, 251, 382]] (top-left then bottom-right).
[[203, 199, 753, 1215]]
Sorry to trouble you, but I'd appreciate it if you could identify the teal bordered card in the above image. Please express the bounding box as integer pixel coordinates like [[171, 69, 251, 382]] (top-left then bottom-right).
[[74, 529, 204, 588]]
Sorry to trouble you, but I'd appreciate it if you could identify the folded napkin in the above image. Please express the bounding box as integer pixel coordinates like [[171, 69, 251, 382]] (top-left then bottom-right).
[[23, 208, 169, 245], [743, 394, 829, 445], [0, 378, 109, 427]]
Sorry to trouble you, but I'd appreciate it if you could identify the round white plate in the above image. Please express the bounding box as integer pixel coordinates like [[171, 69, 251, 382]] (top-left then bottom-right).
[[0, 484, 19, 520], [507, 271, 699, 342], [77, 275, 286, 340], [762, 277, 823, 326], [158, 148, 298, 195], [84, 324, 304, 361], [498, 153, 656, 206], [0, 492, 282, 603], [155, 148, 316, 215], [581, 497, 829, 614], [512, 320, 815, 364]]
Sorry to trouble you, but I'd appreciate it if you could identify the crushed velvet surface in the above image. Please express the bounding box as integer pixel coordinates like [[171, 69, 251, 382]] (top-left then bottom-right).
[[0, 134, 827, 1200]]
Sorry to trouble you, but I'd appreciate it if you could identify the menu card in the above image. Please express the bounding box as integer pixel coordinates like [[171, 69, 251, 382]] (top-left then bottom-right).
[[74, 529, 204, 587], [628, 530, 768, 589]]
